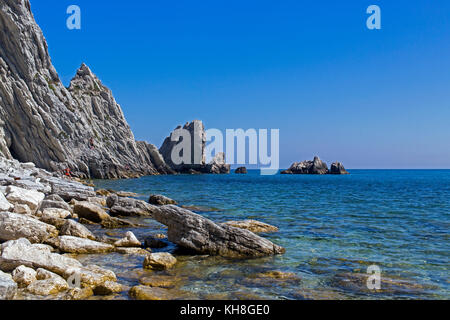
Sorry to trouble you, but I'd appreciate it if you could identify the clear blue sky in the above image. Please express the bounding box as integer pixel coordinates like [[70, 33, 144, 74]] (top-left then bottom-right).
[[30, 0, 450, 169]]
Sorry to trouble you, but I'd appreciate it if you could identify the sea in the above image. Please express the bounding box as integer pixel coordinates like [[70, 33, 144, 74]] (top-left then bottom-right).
[[84, 169, 449, 300]]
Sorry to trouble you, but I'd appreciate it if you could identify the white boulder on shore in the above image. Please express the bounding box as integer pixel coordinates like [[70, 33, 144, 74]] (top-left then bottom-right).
[[0, 270, 17, 300], [5, 186, 45, 212], [0, 212, 58, 243]]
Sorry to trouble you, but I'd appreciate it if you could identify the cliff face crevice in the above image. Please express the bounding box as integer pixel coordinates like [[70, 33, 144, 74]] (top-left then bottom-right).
[[0, 0, 173, 178]]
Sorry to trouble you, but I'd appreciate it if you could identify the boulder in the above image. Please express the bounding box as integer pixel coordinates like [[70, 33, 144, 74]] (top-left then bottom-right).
[[149, 194, 177, 206], [74, 201, 110, 223], [57, 236, 114, 254], [13, 204, 32, 215], [5, 186, 45, 211], [235, 167, 248, 174], [107, 195, 156, 216], [60, 220, 95, 240], [0, 238, 82, 274], [0, 270, 17, 300], [0, 193, 13, 211], [330, 162, 350, 174], [221, 220, 279, 233], [39, 199, 72, 212], [114, 231, 141, 247], [0, 212, 58, 243], [11, 179, 51, 194], [129, 285, 174, 300], [152, 205, 285, 258], [93, 281, 123, 295], [12, 265, 37, 287], [42, 208, 72, 219], [48, 178, 96, 201], [114, 247, 150, 256], [144, 236, 168, 249], [143, 252, 177, 270], [27, 269, 68, 295]]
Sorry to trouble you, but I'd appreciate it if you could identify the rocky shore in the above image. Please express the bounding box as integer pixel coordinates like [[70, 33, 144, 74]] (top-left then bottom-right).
[[0, 157, 284, 300]]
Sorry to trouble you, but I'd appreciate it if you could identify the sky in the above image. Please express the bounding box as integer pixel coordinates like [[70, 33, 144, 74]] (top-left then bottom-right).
[[29, 0, 450, 169]]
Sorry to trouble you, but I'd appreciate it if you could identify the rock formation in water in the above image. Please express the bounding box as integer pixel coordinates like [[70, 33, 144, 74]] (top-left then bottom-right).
[[235, 167, 248, 174], [0, 0, 173, 179], [281, 156, 349, 175], [159, 120, 230, 174]]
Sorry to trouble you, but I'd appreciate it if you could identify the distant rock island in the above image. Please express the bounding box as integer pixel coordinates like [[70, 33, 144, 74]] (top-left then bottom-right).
[[235, 167, 248, 174], [281, 157, 349, 175]]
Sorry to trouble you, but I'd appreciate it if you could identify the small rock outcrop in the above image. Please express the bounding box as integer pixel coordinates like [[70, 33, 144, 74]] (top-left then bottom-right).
[[143, 253, 177, 270], [151, 205, 285, 258], [281, 156, 349, 175], [235, 167, 248, 174], [330, 162, 350, 175]]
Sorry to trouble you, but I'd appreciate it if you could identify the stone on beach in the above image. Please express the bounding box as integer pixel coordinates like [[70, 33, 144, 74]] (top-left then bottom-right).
[[57, 236, 114, 254], [93, 281, 123, 295], [74, 201, 110, 223], [0, 212, 58, 243], [151, 205, 285, 258], [60, 219, 96, 240], [0, 270, 17, 300], [5, 186, 45, 211], [42, 208, 72, 219], [107, 194, 156, 217], [0, 193, 13, 211], [221, 220, 279, 233], [13, 204, 32, 215], [114, 231, 141, 247], [26, 268, 68, 295], [39, 199, 72, 212], [12, 266, 37, 287], [143, 252, 177, 270], [129, 285, 174, 300]]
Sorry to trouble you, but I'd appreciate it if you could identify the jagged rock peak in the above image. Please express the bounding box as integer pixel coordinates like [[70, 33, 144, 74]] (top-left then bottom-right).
[[0, 0, 171, 179]]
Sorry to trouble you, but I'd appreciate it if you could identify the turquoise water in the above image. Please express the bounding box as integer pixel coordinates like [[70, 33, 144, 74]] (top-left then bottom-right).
[[94, 170, 449, 299]]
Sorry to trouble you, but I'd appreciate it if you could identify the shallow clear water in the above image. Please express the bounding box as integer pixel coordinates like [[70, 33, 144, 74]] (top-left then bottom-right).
[[93, 170, 449, 299]]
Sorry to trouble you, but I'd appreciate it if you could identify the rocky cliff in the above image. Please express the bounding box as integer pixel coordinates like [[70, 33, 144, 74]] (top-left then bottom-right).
[[0, 0, 173, 178]]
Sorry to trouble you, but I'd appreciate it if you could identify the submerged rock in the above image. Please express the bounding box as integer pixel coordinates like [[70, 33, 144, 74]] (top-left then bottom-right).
[[221, 220, 279, 233], [151, 205, 285, 258], [143, 253, 177, 270], [129, 285, 174, 300]]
